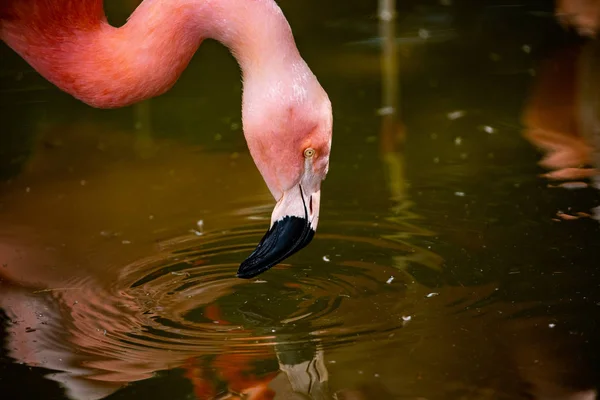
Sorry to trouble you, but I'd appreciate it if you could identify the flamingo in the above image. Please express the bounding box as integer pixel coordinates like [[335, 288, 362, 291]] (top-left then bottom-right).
[[0, 0, 333, 279]]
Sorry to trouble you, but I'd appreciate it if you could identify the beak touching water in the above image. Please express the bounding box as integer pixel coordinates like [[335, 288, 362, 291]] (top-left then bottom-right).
[[237, 185, 321, 279]]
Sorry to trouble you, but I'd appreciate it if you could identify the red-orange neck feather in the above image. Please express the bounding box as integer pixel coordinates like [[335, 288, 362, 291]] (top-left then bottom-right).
[[0, 0, 301, 109], [1, 0, 105, 31]]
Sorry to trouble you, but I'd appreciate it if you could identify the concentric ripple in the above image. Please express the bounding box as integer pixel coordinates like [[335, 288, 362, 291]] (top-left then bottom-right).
[[1, 210, 505, 397], [34, 216, 441, 357], [0, 210, 508, 400], [113, 221, 426, 349]]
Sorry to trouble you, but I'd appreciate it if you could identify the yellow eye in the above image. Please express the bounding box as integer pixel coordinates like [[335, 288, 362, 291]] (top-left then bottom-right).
[[304, 148, 316, 158]]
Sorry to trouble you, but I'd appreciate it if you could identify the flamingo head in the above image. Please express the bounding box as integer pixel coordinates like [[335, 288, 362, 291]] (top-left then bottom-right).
[[237, 71, 332, 279]]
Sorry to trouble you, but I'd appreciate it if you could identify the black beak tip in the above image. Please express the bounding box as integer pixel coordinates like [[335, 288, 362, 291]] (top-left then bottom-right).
[[236, 216, 315, 279], [236, 261, 269, 279]]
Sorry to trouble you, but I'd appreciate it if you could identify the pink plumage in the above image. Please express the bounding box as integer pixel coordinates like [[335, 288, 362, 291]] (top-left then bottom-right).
[[1, 0, 334, 278]]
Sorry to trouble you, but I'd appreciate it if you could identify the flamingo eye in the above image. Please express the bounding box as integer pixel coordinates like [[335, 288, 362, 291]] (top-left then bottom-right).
[[304, 148, 316, 158]]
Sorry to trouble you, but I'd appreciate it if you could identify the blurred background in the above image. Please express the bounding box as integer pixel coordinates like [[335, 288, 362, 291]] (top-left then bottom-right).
[[1, 0, 600, 399]]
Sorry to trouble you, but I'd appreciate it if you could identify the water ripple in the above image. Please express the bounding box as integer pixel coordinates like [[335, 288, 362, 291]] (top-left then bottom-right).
[[31, 219, 444, 364]]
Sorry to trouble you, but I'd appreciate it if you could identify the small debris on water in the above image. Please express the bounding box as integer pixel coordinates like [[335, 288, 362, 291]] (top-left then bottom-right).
[[253, 280, 268, 284], [196, 219, 204, 229], [149, 215, 154, 220], [548, 323, 556, 328], [80, 180, 87, 186], [447, 110, 465, 120], [171, 271, 191, 277], [480, 125, 496, 134], [454, 136, 463, 146], [376, 106, 395, 116], [386, 276, 394, 284], [189, 229, 203, 236], [454, 191, 465, 197], [100, 230, 120, 238], [25, 187, 31, 193], [121, 240, 131, 245], [323, 255, 330, 262], [426, 292, 439, 298]]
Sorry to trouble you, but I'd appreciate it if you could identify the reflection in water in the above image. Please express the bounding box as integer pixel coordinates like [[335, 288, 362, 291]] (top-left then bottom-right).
[[523, 43, 594, 180], [0, 195, 437, 399], [376, 0, 443, 276], [0, 112, 442, 399], [556, 0, 600, 37], [578, 39, 600, 187], [522, 37, 600, 219], [378, 0, 406, 207]]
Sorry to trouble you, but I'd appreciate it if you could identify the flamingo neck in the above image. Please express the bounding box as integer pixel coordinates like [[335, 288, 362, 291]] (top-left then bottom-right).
[[1, 0, 303, 108]]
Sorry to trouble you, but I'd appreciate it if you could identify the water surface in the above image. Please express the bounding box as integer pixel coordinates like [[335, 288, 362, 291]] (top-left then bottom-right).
[[1, 1, 600, 399]]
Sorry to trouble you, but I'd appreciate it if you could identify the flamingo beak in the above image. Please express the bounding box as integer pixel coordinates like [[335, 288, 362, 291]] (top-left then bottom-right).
[[237, 185, 320, 279]]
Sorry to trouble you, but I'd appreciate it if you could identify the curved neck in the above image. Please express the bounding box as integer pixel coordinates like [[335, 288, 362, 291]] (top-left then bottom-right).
[[1, 0, 303, 108]]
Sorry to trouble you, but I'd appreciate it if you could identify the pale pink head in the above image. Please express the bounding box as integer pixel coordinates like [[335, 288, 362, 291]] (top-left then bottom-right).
[[236, 58, 333, 278]]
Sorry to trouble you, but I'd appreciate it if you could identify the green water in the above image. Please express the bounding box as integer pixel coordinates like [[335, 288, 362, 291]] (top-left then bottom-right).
[[1, 1, 600, 399]]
